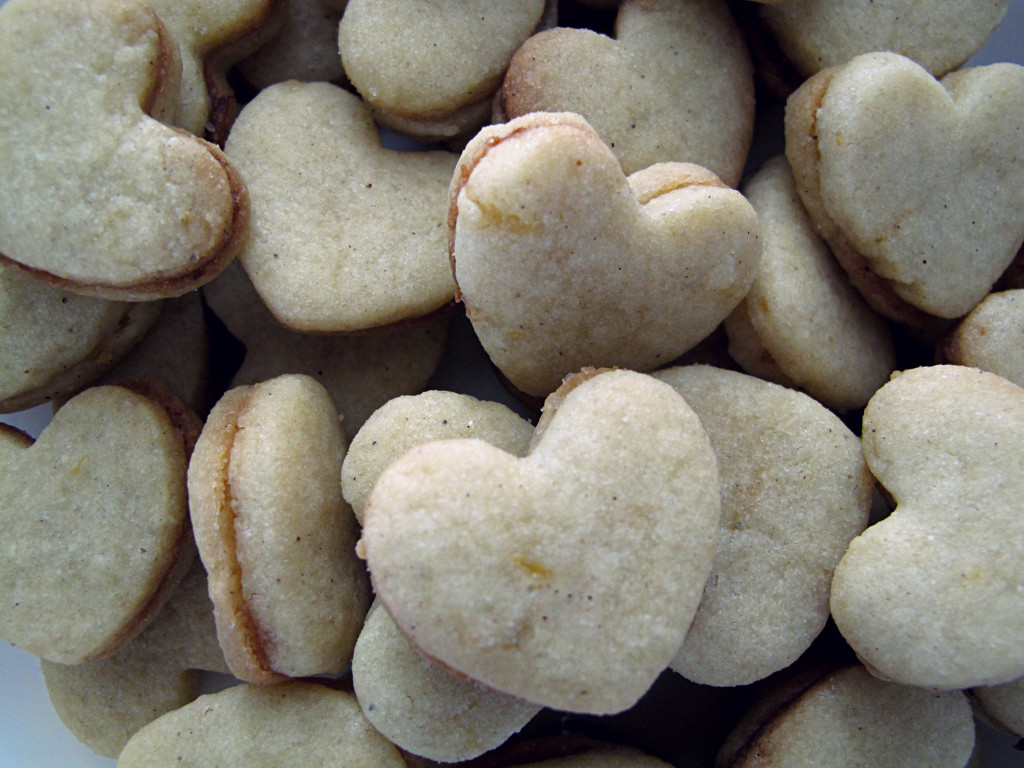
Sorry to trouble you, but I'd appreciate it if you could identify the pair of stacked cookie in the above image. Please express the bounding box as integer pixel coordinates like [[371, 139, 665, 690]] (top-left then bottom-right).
[[1, 0, 1023, 766]]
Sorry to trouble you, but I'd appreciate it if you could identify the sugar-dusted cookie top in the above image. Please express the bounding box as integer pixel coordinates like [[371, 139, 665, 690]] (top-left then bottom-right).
[[188, 374, 370, 683], [352, 601, 542, 762], [342, 390, 534, 524], [360, 368, 721, 715], [117, 681, 408, 768], [224, 80, 457, 332], [339, 0, 548, 141], [940, 289, 1024, 389], [0, 0, 248, 300], [655, 365, 872, 687], [785, 53, 1024, 323], [726, 155, 895, 412], [759, 0, 1009, 79], [0, 262, 161, 414], [202, 260, 448, 437], [718, 664, 975, 768], [0, 384, 196, 664], [831, 365, 1024, 689], [498, 0, 755, 186], [449, 112, 760, 399]]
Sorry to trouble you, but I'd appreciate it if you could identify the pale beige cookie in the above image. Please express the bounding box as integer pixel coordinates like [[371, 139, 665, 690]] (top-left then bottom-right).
[[79, 291, 212, 416], [785, 53, 1024, 323], [235, 0, 348, 91], [0, 0, 248, 300], [352, 601, 542, 762], [40, 562, 228, 758], [188, 374, 370, 683], [0, 262, 161, 414], [449, 113, 761, 399], [339, 0, 547, 142], [725, 155, 895, 413], [971, 676, 1024, 738], [148, 0, 281, 139], [202, 260, 448, 439], [508, 745, 675, 767], [360, 368, 721, 715], [717, 664, 975, 768], [654, 365, 872, 687], [342, 390, 534, 524], [940, 289, 1024, 389], [498, 0, 755, 187], [759, 0, 1009, 79], [0, 385, 196, 664], [831, 365, 1024, 689], [116, 681, 407, 768], [224, 80, 457, 332]]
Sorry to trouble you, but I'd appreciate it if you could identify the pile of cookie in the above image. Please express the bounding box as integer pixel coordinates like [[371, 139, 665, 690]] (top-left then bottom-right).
[[1, 0, 1022, 765]]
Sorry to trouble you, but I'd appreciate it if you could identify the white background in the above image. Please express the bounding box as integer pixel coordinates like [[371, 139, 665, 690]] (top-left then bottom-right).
[[1, 0, 1023, 765]]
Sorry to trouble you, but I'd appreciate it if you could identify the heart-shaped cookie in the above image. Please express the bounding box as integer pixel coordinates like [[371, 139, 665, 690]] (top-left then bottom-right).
[[339, 0, 549, 141], [360, 368, 721, 715], [498, 0, 755, 186], [831, 365, 1024, 689], [449, 112, 760, 398], [0, 384, 195, 664], [0, 0, 248, 300], [224, 80, 457, 332], [785, 53, 1024, 321]]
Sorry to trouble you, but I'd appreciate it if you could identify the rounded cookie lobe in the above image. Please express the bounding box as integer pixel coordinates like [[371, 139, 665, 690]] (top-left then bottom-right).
[[117, 681, 408, 768], [352, 601, 542, 762], [342, 390, 534, 524], [0, 0, 247, 299], [361, 369, 721, 715], [188, 374, 370, 682], [831, 365, 1024, 689]]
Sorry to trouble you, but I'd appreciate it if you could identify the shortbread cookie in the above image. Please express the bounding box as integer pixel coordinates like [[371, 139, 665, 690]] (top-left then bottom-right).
[[498, 0, 755, 186], [352, 601, 542, 762], [224, 80, 457, 332], [785, 53, 1024, 323], [0, 384, 197, 663], [339, 0, 548, 141], [0, 0, 248, 300], [831, 365, 1024, 689], [117, 681, 407, 768], [0, 262, 161, 414], [508, 746, 675, 767], [41, 562, 228, 758], [202, 260, 448, 438], [149, 0, 280, 139], [725, 156, 895, 412], [940, 289, 1024, 389], [235, 0, 348, 91], [655, 365, 872, 687], [718, 664, 975, 768], [342, 390, 534, 523], [450, 112, 760, 398], [759, 0, 1009, 79], [360, 368, 720, 715], [188, 374, 370, 683]]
